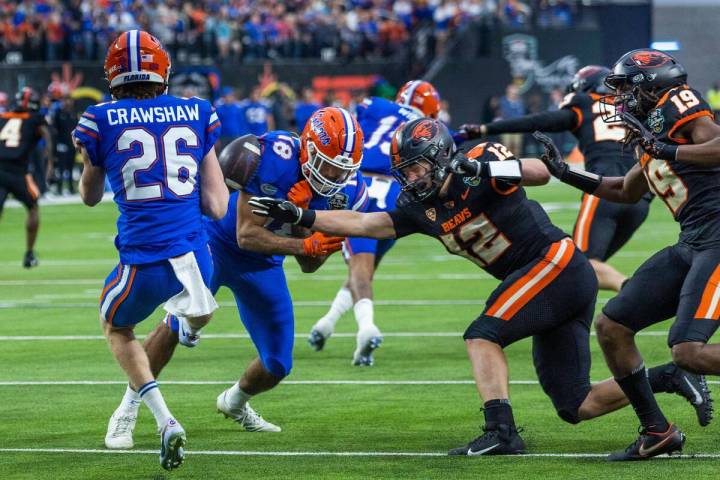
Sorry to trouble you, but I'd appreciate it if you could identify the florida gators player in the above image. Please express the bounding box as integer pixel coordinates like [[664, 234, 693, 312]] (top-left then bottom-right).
[[103, 107, 367, 447], [74, 30, 229, 471], [309, 80, 441, 366]]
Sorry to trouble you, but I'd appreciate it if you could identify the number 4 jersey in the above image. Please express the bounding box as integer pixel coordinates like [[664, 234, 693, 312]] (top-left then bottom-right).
[[637, 86, 720, 248], [388, 142, 566, 280], [72, 94, 221, 264], [0, 111, 47, 175]]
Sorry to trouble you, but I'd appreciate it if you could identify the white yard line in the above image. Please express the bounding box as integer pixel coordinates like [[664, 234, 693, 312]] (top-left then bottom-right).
[[0, 447, 718, 459], [0, 331, 669, 341]]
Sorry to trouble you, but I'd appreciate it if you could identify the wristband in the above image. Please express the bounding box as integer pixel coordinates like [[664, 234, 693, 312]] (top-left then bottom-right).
[[296, 208, 316, 228], [561, 166, 602, 194]]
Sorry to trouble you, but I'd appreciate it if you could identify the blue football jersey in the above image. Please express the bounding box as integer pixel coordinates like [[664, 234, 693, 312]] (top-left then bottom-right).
[[207, 130, 369, 265], [240, 100, 272, 136], [357, 97, 422, 175], [73, 94, 221, 265]]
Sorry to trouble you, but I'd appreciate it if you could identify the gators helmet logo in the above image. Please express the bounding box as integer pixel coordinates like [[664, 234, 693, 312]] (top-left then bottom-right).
[[631, 51, 671, 68]]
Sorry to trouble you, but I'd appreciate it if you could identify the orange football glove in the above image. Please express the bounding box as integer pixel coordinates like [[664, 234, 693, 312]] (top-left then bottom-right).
[[288, 180, 314, 209], [302, 232, 344, 257]]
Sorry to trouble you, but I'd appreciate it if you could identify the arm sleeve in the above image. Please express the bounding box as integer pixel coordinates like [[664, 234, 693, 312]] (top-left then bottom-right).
[[203, 104, 221, 157], [483, 109, 578, 135], [72, 107, 102, 167], [388, 206, 419, 239]]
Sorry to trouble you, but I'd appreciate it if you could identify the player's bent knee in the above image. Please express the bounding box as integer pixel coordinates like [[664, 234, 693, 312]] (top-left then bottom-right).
[[595, 313, 629, 345], [263, 356, 292, 379], [671, 342, 704, 372], [552, 386, 590, 425]]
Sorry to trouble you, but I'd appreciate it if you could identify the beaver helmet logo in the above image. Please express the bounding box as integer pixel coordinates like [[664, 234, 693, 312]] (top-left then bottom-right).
[[631, 51, 671, 68], [411, 120, 437, 143]]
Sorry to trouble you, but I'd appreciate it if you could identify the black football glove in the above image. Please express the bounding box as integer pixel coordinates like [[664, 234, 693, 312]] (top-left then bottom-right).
[[248, 197, 316, 228], [533, 131, 601, 194], [458, 124, 485, 140], [621, 112, 678, 161], [448, 151, 487, 178]]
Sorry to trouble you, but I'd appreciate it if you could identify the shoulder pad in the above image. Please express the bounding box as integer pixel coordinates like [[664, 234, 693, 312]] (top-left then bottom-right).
[[218, 134, 262, 191]]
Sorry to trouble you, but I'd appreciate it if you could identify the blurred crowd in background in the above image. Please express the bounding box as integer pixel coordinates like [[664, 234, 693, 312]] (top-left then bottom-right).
[[0, 0, 576, 64]]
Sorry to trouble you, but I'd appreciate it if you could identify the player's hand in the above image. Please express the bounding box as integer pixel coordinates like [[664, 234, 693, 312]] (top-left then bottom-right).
[[302, 232, 344, 257], [458, 124, 486, 140], [621, 112, 678, 161], [533, 131, 569, 179], [448, 151, 487, 178], [249, 196, 317, 228], [288, 180, 313, 209]]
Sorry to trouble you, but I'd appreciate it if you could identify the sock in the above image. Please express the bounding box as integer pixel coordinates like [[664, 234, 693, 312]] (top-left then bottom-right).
[[647, 362, 676, 393], [483, 399, 515, 430], [120, 384, 142, 412], [226, 382, 252, 409], [139, 380, 173, 429], [317, 287, 353, 331], [616, 364, 670, 432], [354, 298, 375, 330]]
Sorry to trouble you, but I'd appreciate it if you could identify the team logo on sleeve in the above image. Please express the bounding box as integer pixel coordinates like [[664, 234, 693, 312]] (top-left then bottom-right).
[[646, 109, 665, 134], [328, 192, 349, 210], [425, 208, 437, 221]]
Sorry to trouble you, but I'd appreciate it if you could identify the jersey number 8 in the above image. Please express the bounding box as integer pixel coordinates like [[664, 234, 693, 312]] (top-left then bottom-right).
[[119, 127, 200, 201]]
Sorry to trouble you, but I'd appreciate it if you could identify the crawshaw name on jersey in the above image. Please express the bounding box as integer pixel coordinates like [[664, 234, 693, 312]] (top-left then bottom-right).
[[441, 207, 472, 233], [106, 104, 200, 126]]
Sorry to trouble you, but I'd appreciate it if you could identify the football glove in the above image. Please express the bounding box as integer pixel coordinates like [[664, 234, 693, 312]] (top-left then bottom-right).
[[288, 180, 314, 209], [249, 197, 317, 228], [533, 131, 601, 194], [448, 151, 522, 186], [458, 124, 486, 140], [621, 112, 678, 161], [302, 232, 344, 257]]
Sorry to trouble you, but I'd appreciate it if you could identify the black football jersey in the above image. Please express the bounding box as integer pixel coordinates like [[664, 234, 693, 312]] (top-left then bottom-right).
[[389, 143, 567, 280], [559, 92, 635, 176], [0, 111, 46, 174], [635, 86, 720, 248]]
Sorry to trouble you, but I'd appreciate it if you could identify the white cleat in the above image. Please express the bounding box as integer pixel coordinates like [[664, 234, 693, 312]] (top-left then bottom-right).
[[308, 319, 334, 351], [216, 390, 281, 432], [159, 418, 186, 471], [104, 407, 138, 449], [178, 316, 201, 348], [352, 325, 383, 366]]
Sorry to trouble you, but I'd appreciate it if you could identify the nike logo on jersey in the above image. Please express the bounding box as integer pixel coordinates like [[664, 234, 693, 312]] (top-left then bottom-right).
[[460, 187, 470, 201], [467, 443, 500, 456]]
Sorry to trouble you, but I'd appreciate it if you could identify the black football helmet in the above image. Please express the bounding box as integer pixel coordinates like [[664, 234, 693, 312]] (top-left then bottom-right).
[[602, 49, 687, 122], [390, 118, 455, 201], [568, 65, 611, 94], [14, 86, 40, 112]]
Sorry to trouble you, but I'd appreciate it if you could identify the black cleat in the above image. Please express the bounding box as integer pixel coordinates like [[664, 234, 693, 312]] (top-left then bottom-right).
[[23, 250, 38, 269], [448, 424, 526, 456], [668, 368, 713, 427], [307, 329, 329, 352], [608, 424, 685, 461]]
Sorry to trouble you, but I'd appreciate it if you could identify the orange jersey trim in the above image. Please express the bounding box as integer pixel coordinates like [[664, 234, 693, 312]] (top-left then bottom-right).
[[0, 112, 30, 120], [99, 265, 124, 306], [485, 238, 575, 321], [571, 106, 583, 132], [106, 266, 137, 325], [573, 194, 599, 252], [695, 264, 720, 320], [24, 174, 40, 201], [668, 110, 714, 144], [490, 178, 519, 196]]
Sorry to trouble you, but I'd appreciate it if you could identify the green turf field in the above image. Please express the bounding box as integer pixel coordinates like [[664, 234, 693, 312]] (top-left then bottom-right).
[[1, 182, 718, 479]]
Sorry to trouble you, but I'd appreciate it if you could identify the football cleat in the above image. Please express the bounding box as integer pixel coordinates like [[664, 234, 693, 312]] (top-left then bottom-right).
[[216, 390, 281, 432], [164, 314, 201, 348], [104, 407, 138, 449], [308, 320, 334, 351], [448, 424, 526, 456], [607, 424, 684, 461], [159, 418, 186, 471], [352, 326, 383, 366], [23, 250, 38, 269], [667, 368, 713, 427]]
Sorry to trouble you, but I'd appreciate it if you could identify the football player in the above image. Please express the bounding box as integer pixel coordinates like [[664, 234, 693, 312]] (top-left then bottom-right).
[[536, 49, 720, 460], [249, 118, 710, 456], [460, 66, 649, 291], [310, 80, 441, 366], [103, 107, 367, 447], [74, 30, 229, 470], [0, 87, 54, 268]]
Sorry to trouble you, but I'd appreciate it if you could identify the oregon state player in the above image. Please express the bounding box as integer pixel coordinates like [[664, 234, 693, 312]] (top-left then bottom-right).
[[309, 79, 441, 366], [74, 30, 229, 470], [536, 48, 720, 460], [250, 118, 709, 456], [460, 66, 648, 291], [0, 87, 54, 268]]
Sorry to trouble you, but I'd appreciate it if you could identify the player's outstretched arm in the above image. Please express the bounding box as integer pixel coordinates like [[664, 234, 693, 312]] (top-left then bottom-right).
[[199, 147, 229, 220], [674, 115, 720, 165], [460, 109, 577, 139], [533, 131, 648, 203], [236, 191, 343, 257], [518, 158, 551, 186], [249, 197, 398, 240], [76, 143, 105, 207]]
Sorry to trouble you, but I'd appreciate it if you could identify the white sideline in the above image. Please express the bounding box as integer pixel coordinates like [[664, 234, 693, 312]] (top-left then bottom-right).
[[2, 379, 720, 386], [0, 331, 670, 341], [0, 447, 719, 459]]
